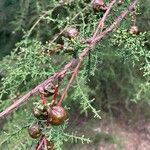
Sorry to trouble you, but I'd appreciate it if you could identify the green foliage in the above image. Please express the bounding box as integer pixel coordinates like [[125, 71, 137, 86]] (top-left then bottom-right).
[[111, 29, 150, 102], [45, 122, 91, 150], [0, 39, 59, 100], [0, 0, 150, 150], [111, 30, 146, 64], [0, 101, 34, 150]]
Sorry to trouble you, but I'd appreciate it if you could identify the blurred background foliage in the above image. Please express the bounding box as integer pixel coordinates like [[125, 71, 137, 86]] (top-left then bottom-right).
[[0, 0, 150, 149]]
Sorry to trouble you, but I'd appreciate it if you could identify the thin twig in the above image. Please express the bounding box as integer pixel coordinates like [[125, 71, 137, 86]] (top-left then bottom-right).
[[36, 136, 45, 150], [49, 4, 91, 44], [27, 0, 76, 37], [92, 0, 116, 40], [58, 59, 84, 106], [0, 124, 29, 145], [27, 2, 90, 41], [27, 10, 51, 37]]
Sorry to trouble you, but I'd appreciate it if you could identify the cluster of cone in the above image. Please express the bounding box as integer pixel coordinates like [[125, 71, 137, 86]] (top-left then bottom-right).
[[28, 88, 67, 150]]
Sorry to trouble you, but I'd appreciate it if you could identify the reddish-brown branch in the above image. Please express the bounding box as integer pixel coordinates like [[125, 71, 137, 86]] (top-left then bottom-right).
[[56, 0, 117, 106], [0, 0, 137, 119], [58, 59, 83, 106], [58, 0, 137, 105], [35, 136, 46, 150], [52, 81, 61, 105], [92, 0, 116, 40], [40, 93, 47, 105], [0, 59, 77, 118], [52, 86, 58, 104], [91, 0, 138, 44], [38, 87, 47, 105]]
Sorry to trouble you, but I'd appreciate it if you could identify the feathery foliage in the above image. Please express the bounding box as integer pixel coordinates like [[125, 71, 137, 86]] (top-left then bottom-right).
[[0, 0, 149, 149]]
